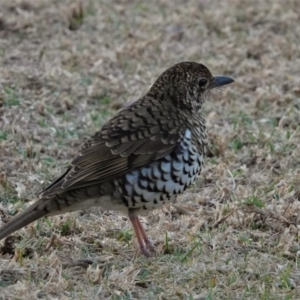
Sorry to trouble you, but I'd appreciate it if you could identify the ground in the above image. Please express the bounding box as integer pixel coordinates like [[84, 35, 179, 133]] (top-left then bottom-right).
[[0, 0, 300, 299]]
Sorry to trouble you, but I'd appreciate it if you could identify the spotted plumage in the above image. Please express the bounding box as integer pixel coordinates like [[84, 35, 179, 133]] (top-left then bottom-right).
[[0, 62, 234, 256]]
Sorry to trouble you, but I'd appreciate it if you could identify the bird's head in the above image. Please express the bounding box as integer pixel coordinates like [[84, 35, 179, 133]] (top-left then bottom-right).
[[150, 61, 234, 113]]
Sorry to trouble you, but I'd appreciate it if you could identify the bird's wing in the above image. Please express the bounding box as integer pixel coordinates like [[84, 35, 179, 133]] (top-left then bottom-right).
[[40, 97, 186, 197]]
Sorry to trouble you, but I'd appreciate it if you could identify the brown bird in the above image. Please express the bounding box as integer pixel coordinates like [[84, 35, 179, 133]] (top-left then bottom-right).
[[0, 62, 233, 256]]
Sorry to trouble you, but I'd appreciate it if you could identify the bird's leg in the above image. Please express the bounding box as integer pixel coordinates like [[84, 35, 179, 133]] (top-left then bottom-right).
[[129, 214, 154, 256], [135, 217, 155, 253], [129, 215, 150, 256]]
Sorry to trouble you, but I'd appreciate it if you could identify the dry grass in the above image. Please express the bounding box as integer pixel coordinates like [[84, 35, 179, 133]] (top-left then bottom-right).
[[0, 0, 300, 299]]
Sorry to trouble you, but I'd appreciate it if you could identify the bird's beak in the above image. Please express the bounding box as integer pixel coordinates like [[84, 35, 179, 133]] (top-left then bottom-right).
[[210, 76, 234, 89]]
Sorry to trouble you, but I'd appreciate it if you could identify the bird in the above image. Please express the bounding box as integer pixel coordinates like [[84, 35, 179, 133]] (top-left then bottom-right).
[[0, 62, 234, 256]]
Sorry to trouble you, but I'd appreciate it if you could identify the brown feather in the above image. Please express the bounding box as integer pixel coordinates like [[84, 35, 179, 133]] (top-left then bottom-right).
[[40, 96, 186, 198]]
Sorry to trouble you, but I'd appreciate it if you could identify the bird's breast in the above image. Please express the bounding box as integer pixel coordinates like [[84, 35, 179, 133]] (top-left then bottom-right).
[[115, 128, 204, 212]]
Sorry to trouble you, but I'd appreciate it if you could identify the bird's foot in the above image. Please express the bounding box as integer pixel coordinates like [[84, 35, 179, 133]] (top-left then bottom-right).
[[139, 237, 155, 257]]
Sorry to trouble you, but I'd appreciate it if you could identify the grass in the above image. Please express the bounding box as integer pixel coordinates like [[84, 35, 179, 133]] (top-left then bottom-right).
[[0, 0, 300, 299]]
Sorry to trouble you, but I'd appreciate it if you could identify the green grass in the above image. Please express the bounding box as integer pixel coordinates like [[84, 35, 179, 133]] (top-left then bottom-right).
[[3, 86, 20, 106], [0, 130, 7, 140]]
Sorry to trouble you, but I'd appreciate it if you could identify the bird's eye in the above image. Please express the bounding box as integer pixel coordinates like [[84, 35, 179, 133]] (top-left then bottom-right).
[[198, 78, 208, 87]]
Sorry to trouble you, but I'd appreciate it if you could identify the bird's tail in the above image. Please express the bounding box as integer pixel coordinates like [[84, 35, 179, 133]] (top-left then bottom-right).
[[0, 202, 47, 241], [0, 186, 106, 241]]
